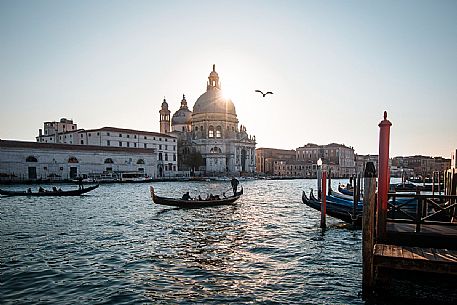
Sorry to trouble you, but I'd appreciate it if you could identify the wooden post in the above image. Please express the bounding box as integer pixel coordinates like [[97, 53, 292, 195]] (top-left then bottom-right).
[[321, 171, 327, 229], [328, 168, 332, 196], [317, 165, 322, 200], [362, 162, 377, 298], [377, 111, 392, 241], [353, 173, 358, 224]]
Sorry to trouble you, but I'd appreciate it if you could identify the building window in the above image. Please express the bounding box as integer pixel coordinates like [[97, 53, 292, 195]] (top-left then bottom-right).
[[173, 154, 176, 161], [159, 153, 163, 161], [173, 145, 176, 151], [216, 126, 222, 138], [165, 154, 168, 161], [119, 142, 122, 147], [134, 135, 137, 139], [97, 132, 100, 136], [137, 159, 145, 164], [127, 134, 130, 138], [173, 165, 176, 171], [144, 143, 147, 148], [144, 136, 147, 139], [119, 134, 122, 137], [88, 133, 91, 137], [68, 156, 79, 163], [159, 144, 162, 150], [104, 158, 114, 164], [81, 140, 84, 144], [127, 142, 130, 147], [165, 145, 168, 150], [208, 126, 214, 138], [159, 138, 162, 141], [134, 143, 137, 148], [26, 156, 38, 162], [107, 140, 110, 146]]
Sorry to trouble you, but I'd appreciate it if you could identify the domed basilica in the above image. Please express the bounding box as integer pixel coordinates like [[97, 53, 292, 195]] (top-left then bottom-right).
[[159, 65, 256, 175]]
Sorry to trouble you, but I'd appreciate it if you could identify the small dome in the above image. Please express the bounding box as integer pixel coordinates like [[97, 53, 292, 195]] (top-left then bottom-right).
[[193, 89, 236, 115], [161, 98, 168, 109], [172, 108, 192, 125]]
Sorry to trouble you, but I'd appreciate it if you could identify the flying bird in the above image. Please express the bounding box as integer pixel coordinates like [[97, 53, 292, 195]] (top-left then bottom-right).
[[255, 90, 273, 97]]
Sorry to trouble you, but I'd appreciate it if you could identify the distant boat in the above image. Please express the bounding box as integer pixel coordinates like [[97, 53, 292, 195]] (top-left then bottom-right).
[[150, 186, 243, 208], [0, 184, 99, 197]]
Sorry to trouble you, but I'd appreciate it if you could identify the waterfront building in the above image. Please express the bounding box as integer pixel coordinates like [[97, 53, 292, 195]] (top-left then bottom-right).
[[355, 154, 379, 175], [296, 143, 355, 178], [273, 160, 305, 177], [36, 122, 177, 177], [0, 140, 157, 182], [391, 155, 451, 178], [256, 148, 296, 176], [162, 65, 256, 175]]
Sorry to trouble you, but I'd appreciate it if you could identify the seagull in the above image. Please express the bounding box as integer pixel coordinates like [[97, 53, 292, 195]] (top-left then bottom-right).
[[255, 90, 273, 97]]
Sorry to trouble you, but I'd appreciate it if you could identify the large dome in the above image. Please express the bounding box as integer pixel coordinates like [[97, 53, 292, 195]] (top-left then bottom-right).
[[193, 89, 236, 115], [192, 65, 236, 115]]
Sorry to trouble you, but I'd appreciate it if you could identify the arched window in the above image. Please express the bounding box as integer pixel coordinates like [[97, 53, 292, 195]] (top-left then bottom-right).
[[159, 153, 163, 161], [136, 159, 145, 164], [104, 158, 114, 164], [210, 147, 222, 153], [208, 126, 214, 138], [195, 127, 199, 132], [165, 153, 168, 161], [68, 156, 79, 163], [26, 156, 38, 162], [216, 126, 222, 138], [173, 154, 176, 161]]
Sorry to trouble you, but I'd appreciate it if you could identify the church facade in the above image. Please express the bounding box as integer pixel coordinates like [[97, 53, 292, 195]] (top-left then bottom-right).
[[160, 65, 256, 175]]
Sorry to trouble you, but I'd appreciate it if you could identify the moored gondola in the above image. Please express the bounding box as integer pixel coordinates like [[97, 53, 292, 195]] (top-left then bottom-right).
[[302, 190, 362, 225], [150, 186, 243, 208], [0, 184, 99, 197]]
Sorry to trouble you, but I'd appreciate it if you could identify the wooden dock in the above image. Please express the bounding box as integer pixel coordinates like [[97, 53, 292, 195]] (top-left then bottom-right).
[[362, 113, 457, 303]]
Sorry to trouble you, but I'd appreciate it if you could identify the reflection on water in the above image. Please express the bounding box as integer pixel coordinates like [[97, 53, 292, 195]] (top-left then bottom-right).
[[0, 179, 363, 304]]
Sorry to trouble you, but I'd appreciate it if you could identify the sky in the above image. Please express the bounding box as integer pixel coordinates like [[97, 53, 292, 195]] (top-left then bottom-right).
[[0, 0, 456, 158]]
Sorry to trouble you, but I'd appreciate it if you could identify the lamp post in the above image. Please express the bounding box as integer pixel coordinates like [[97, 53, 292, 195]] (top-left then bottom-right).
[[317, 158, 323, 200]]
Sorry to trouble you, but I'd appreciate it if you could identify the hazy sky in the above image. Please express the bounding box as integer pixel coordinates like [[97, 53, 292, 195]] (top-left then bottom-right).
[[1, 0, 455, 157]]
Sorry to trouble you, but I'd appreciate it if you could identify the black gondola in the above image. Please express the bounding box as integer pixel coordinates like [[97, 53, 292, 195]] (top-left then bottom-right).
[[302, 190, 362, 225], [150, 186, 243, 208], [0, 184, 99, 197]]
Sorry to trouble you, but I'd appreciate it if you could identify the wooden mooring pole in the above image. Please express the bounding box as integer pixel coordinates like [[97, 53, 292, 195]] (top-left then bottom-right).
[[321, 171, 327, 229], [377, 111, 392, 241], [362, 162, 377, 298]]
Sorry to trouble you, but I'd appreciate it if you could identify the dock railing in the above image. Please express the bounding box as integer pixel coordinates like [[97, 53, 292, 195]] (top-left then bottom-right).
[[387, 193, 457, 232]]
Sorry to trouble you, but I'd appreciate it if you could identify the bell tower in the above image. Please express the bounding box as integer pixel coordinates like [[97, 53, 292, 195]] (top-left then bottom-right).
[[159, 97, 170, 133]]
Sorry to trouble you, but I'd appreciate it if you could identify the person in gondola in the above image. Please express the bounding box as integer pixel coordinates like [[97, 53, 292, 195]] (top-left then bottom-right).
[[231, 177, 239, 195], [38, 186, 45, 193], [52, 186, 58, 192], [181, 192, 191, 200], [27, 188, 32, 193]]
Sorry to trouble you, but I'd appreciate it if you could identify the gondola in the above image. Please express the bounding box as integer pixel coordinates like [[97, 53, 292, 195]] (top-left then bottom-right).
[[150, 186, 243, 208], [0, 184, 99, 197], [302, 190, 362, 225]]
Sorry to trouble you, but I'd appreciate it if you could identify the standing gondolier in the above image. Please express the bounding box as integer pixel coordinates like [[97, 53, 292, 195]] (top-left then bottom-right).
[[231, 177, 239, 196]]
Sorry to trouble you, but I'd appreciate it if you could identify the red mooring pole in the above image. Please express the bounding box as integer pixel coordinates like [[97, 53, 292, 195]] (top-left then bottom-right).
[[377, 111, 392, 240], [321, 171, 327, 229]]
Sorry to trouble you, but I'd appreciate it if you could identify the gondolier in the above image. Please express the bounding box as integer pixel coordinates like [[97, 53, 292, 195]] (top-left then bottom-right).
[[231, 177, 239, 195]]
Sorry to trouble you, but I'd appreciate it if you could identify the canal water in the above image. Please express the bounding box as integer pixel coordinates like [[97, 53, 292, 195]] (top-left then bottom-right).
[[1, 179, 364, 304]]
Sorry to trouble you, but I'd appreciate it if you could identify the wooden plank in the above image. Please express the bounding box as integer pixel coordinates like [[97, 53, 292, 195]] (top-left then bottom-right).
[[402, 246, 415, 260]]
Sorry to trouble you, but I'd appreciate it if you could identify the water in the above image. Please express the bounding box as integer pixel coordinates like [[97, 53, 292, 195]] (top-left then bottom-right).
[[1, 179, 364, 304]]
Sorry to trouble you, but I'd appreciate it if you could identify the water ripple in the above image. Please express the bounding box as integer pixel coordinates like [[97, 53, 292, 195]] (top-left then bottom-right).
[[0, 179, 364, 304]]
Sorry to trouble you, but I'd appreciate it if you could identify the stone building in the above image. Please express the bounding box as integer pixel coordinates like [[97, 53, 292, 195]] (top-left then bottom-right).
[[256, 148, 296, 176], [391, 155, 451, 178], [0, 140, 157, 182], [161, 65, 256, 175], [296, 143, 355, 178], [36, 123, 177, 177]]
